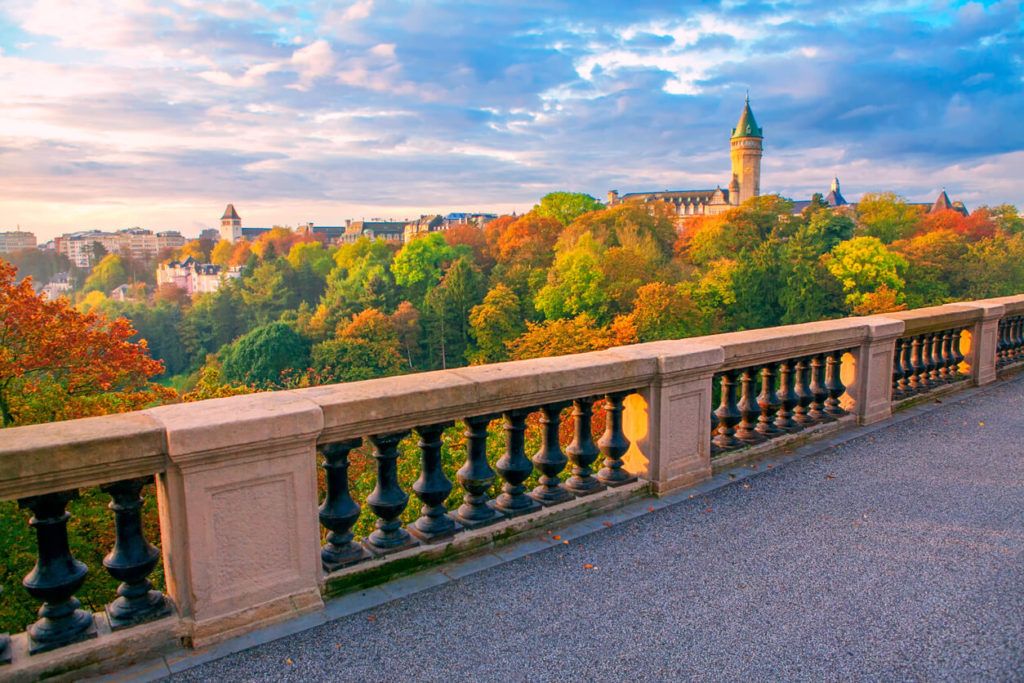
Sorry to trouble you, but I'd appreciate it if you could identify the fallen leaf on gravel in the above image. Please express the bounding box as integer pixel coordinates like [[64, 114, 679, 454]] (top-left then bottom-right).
[[584, 564, 594, 569], [552, 535, 561, 540], [784, 450, 792, 454], [979, 422, 985, 426], [825, 474, 836, 479], [767, 465, 774, 469], [286, 658, 293, 665], [868, 437, 873, 441], [648, 506, 655, 511], [368, 615, 375, 622], [603, 522, 613, 527], [743, 485, 750, 489], [563, 540, 569, 545], [855, 522, 861, 526]]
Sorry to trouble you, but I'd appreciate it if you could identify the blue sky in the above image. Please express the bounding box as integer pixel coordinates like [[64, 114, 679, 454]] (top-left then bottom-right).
[[0, 0, 1021, 241]]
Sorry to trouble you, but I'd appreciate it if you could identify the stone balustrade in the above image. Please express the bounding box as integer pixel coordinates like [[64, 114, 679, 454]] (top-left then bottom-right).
[[2, 294, 1024, 679]]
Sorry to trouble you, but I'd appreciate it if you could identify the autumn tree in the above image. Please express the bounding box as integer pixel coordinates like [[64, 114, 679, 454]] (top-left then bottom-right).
[[494, 213, 562, 268], [507, 314, 632, 361], [533, 192, 602, 227], [622, 282, 700, 342], [826, 236, 908, 311], [855, 193, 923, 243], [310, 308, 404, 383], [83, 254, 128, 293], [391, 301, 422, 368], [534, 233, 608, 322], [0, 261, 173, 427]]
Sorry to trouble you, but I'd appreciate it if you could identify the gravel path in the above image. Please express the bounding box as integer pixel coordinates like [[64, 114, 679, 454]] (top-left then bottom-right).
[[170, 378, 1024, 682]]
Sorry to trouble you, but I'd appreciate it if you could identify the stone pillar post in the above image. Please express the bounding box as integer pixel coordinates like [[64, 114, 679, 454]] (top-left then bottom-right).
[[960, 302, 1005, 386], [848, 317, 904, 425], [619, 342, 724, 495], [147, 392, 325, 648]]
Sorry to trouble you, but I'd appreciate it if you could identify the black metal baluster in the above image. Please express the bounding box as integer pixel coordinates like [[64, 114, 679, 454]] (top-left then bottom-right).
[[900, 336, 916, 394], [1013, 317, 1023, 361], [319, 438, 370, 571], [363, 431, 418, 555], [492, 408, 542, 517], [410, 423, 459, 543], [910, 335, 928, 391], [100, 478, 171, 630], [19, 491, 96, 654], [892, 338, 906, 397], [793, 358, 816, 425], [531, 402, 574, 505], [455, 414, 502, 528], [713, 371, 743, 449], [756, 362, 782, 438], [938, 330, 954, 382], [0, 586, 9, 665], [565, 397, 605, 496], [951, 328, 965, 378], [926, 332, 942, 384], [808, 354, 834, 422], [824, 349, 847, 417], [735, 367, 766, 444], [597, 392, 637, 486], [775, 359, 803, 433]]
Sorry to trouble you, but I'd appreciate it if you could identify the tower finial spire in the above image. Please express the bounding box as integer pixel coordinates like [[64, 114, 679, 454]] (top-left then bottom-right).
[[746, 89, 749, 103]]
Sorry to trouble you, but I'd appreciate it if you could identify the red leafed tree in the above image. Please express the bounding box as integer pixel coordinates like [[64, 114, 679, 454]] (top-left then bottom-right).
[[0, 261, 175, 427]]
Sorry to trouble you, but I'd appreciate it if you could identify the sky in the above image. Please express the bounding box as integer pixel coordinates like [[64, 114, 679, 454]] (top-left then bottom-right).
[[0, 0, 1021, 242]]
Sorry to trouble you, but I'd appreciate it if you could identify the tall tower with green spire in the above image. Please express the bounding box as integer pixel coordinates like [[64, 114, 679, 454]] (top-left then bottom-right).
[[729, 94, 763, 205]]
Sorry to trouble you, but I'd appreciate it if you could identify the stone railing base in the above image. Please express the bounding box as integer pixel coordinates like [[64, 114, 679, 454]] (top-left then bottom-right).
[[1, 613, 180, 683], [710, 414, 856, 475]]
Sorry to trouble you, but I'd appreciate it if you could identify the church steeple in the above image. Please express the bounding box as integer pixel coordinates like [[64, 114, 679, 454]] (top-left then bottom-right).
[[729, 95, 763, 204]]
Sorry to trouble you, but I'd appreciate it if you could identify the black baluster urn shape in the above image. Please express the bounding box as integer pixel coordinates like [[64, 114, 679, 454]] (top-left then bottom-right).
[[892, 338, 907, 397], [101, 478, 172, 630], [410, 423, 459, 543], [455, 414, 502, 528], [565, 397, 606, 496], [808, 354, 834, 422], [774, 359, 803, 433], [531, 402, 575, 505], [900, 336, 917, 394], [597, 392, 637, 485], [926, 332, 942, 383], [492, 408, 542, 517], [0, 586, 9, 665], [363, 431, 418, 555], [735, 367, 766, 444], [938, 330, 954, 382], [824, 349, 847, 417], [951, 328, 965, 377], [910, 335, 928, 391], [755, 363, 783, 438], [792, 358, 816, 425], [319, 438, 371, 570], [1013, 317, 1023, 361], [713, 371, 743, 449], [18, 491, 97, 654]]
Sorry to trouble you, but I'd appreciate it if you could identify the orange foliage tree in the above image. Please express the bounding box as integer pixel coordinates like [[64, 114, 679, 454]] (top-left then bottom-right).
[[0, 261, 174, 427], [495, 213, 563, 268]]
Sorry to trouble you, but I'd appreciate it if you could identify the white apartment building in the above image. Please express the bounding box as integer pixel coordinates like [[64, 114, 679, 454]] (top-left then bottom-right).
[[0, 230, 37, 254], [56, 228, 186, 267]]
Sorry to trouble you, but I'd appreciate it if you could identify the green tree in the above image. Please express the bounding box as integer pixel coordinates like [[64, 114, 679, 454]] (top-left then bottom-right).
[[84, 254, 128, 293], [826, 236, 908, 311], [962, 233, 1024, 299], [423, 258, 484, 369], [534, 233, 607, 322], [533, 192, 603, 227], [220, 322, 310, 387], [241, 262, 292, 324], [468, 284, 524, 364], [391, 233, 469, 305]]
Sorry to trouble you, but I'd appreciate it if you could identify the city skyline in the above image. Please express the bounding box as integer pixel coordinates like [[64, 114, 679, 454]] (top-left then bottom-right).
[[1, 0, 1021, 242]]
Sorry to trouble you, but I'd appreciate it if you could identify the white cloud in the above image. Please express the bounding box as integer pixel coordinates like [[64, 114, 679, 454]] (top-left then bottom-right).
[[288, 39, 337, 90]]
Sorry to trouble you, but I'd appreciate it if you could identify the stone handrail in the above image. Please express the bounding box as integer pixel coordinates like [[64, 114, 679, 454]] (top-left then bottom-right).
[[2, 294, 1024, 680]]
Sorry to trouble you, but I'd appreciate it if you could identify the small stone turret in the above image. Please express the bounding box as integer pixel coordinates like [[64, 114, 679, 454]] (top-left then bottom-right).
[[730, 95, 763, 204]]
